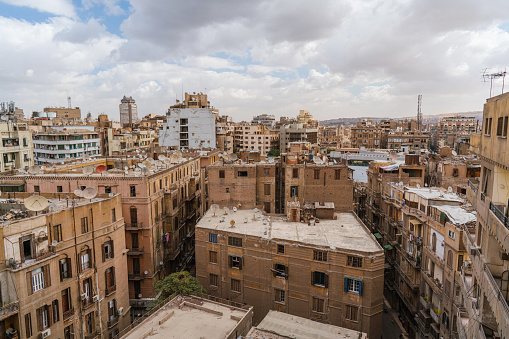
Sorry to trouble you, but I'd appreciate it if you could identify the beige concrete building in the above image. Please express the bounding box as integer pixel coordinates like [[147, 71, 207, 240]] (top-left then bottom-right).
[[120, 294, 253, 339], [279, 124, 318, 153], [0, 122, 33, 173], [350, 120, 386, 149], [233, 124, 278, 156], [43, 107, 81, 120], [387, 131, 429, 151], [195, 208, 384, 339], [0, 192, 129, 339]]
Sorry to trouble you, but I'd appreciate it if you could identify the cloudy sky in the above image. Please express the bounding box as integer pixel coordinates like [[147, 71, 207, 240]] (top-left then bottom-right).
[[1, 0, 508, 122]]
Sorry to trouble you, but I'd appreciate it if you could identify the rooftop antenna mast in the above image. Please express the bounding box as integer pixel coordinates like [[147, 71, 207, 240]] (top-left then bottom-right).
[[483, 68, 507, 98], [417, 94, 422, 132], [67, 95, 72, 109]]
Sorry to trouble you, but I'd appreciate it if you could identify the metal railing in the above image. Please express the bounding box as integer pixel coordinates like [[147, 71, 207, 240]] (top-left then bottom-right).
[[107, 315, 119, 329], [0, 300, 18, 320], [489, 202, 509, 228], [105, 285, 116, 296], [127, 247, 145, 255], [481, 192, 486, 202], [468, 179, 478, 194], [125, 222, 143, 230], [63, 308, 74, 321]]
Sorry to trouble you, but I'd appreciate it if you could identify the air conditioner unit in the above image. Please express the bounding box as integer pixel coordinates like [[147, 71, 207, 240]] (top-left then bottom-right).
[[80, 293, 87, 300], [118, 307, 124, 316], [92, 295, 99, 302], [500, 250, 509, 261], [40, 329, 51, 338], [469, 245, 480, 256]]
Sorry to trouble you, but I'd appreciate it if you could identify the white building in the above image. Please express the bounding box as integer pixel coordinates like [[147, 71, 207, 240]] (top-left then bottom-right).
[[33, 126, 101, 164], [119, 95, 139, 125], [0, 121, 33, 172], [159, 93, 216, 149], [251, 114, 276, 129], [233, 123, 278, 156]]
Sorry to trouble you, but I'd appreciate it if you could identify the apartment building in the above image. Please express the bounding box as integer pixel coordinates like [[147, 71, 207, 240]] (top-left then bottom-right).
[[1, 155, 202, 319], [233, 124, 279, 156], [438, 116, 476, 136], [0, 121, 33, 172], [426, 156, 481, 192], [251, 114, 276, 129], [159, 92, 216, 149], [32, 126, 100, 164], [387, 131, 429, 151], [216, 115, 234, 154], [0, 193, 129, 339], [350, 120, 386, 149], [318, 125, 341, 148], [462, 91, 509, 339], [195, 208, 384, 339], [119, 96, 139, 126], [279, 124, 318, 153], [43, 107, 81, 120], [296, 110, 319, 128]]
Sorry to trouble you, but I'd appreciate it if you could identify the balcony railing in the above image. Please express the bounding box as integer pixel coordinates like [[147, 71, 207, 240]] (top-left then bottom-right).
[[489, 202, 509, 228], [0, 300, 19, 321], [468, 179, 478, 194], [481, 192, 486, 202], [125, 222, 142, 230], [63, 308, 74, 321], [108, 315, 119, 329], [105, 284, 116, 296], [127, 247, 145, 255], [82, 299, 94, 310], [128, 273, 142, 280]]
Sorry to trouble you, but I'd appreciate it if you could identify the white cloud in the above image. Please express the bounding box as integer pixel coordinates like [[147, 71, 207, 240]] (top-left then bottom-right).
[[0, 0, 76, 17]]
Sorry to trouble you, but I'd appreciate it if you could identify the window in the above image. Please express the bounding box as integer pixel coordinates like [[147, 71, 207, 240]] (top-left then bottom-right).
[[292, 168, 298, 178], [275, 289, 285, 303], [497, 117, 504, 136], [314, 169, 320, 179], [311, 271, 328, 287], [80, 249, 91, 272], [34, 185, 40, 193], [37, 305, 50, 330], [237, 171, 248, 177], [210, 274, 218, 287], [335, 169, 341, 180], [346, 305, 358, 322], [448, 230, 455, 240], [313, 250, 327, 262], [209, 251, 218, 263], [59, 258, 71, 281], [504, 117, 509, 137], [209, 233, 218, 243], [130, 185, 136, 197], [344, 277, 363, 295], [57, 185, 63, 192], [53, 224, 62, 243], [457, 254, 464, 272], [264, 184, 270, 196], [226, 188, 230, 193], [312, 297, 324, 313], [231, 279, 241, 292], [228, 255, 243, 269], [445, 279, 451, 297], [111, 208, 116, 223], [290, 186, 298, 198], [263, 168, 270, 176], [447, 250, 453, 268], [277, 244, 284, 254], [25, 313, 32, 338], [103, 241, 114, 261], [52, 299, 60, 323], [105, 186, 112, 194], [105, 267, 116, 294], [85, 311, 94, 334], [64, 325, 73, 339], [228, 237, 243, 247], [81, 217, 89, 234], [273, 263, 288, 278], [432, 232, 437, 252], [28, 266, 51, 294], [219, 170, 225, 178], [347, 256, 363, 268]]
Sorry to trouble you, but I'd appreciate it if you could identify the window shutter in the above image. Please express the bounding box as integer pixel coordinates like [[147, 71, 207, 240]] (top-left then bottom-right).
[[228, 256, 232, 268], [66, 258, 72, 278], [359, 281, 363, 296], [324, 274, 329, 288], [112, 267, 116, 285], [102, 244, 105, 262], [285, 266, 289, 276], [26, 272, 33, 295], [88, 249, 92, 266], [44, 265, 51, 287], [36, 308, 42, 331], [344, 277, 349, 293], [239, 257, 243, 270], [47, 305, 52, 327], [111, 240, 114, 258], [19, 237, 24, 261], [311, 271, 315, 285], [78, 253, 82, 274]]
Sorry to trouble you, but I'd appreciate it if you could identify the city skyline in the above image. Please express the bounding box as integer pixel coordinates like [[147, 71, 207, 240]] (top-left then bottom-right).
[[1, 0, 509, 121]]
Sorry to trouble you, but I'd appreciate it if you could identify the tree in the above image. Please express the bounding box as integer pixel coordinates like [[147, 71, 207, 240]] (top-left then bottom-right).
[[154, 271, 206, 302], [267, 149, 280, 157]]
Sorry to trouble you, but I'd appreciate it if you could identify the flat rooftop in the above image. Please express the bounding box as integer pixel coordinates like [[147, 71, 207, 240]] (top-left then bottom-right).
[[247, 310, 368, 339], [198, 209, 382, 254], [121, 295, 252, 339]]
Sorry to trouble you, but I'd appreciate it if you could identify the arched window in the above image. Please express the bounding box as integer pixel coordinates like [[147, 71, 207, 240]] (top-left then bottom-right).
[[432, 233, 437, 252], [447, 250, 453, 268], [102, 237, 114, 262]]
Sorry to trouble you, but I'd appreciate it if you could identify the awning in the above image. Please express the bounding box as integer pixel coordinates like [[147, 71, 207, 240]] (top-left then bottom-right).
[[384, 244, 393, 250], [374, 233, 382, 239]]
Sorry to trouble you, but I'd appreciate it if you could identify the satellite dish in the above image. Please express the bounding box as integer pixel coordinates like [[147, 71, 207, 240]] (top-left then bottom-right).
[[28, 166, 42, 175], [159, 155, 167, 161], [399, 182, 404, 186], [83, 166, 93, 175], [210, 204, 220, 216], [416, 184, 421, 189], [124, 166, 128, 171], [124, 170, 128, 175], [227, 153, 238, 161], [96, 165, 107, 173], [0, 115, 8, 121], [254, 208, 259, 213], [138, 163, 146, 169], [448, 186, 453, 193], [141, 168, 148, 175], [83, 154, 91, 160], [175, 150, 182, 158], [390, 152, 398, 161], [169, 154, 180, 163], [233, 206, 238, 212], [82, 187, 98, 199], [230, 219, 235, 228], [24, 195, 49, 211], [49, 204, 58, 212], [223, 207, 229, 215], [313, 156, 323, 164], [51, 240, 58, 246]]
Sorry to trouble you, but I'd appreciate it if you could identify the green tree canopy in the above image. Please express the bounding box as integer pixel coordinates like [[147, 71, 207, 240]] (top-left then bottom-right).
[[154, 271, 206, 302], [267, 149, 280, 157]]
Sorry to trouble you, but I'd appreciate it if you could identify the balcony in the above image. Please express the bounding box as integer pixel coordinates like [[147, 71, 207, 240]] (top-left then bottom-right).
[[0, 300, 18, 321], [125, 222, 142, 230], [423, 245, 445, 268], [105, 284, 116, 296], [488, 202, 509, 253], [430, 306, 441, 325], [107, 315, 119, 329], [468, 179, 479, 194], [422, 270, 444, 293], [63, 308, 74, 321], [127, 247, 145, 255], [420, 296, 431, 309], [128, 273, 142, 280], [85, 332, 97, 339], [457, 309, 469, 339], [416, 309, 431, 333], [82, 298, 95, 310]]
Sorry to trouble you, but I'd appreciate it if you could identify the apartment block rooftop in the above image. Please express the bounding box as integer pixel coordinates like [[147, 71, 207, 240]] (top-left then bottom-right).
[[247, 310, 368, 339], [120, 295, 253, 339], [198, 209, 383, 254]]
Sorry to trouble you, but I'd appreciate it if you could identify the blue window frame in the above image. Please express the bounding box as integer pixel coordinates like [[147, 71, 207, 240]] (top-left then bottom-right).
[[344, 277, 363, 296], [209, 233, 218, 243]]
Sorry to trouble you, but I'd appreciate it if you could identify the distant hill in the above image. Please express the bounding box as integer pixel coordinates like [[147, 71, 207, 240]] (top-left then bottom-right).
[[320, 111, 483, 126]]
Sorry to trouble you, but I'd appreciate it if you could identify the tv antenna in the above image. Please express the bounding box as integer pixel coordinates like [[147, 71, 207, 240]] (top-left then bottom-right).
[[417, 94, 422, 132], [482, 68, 506, 97]]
